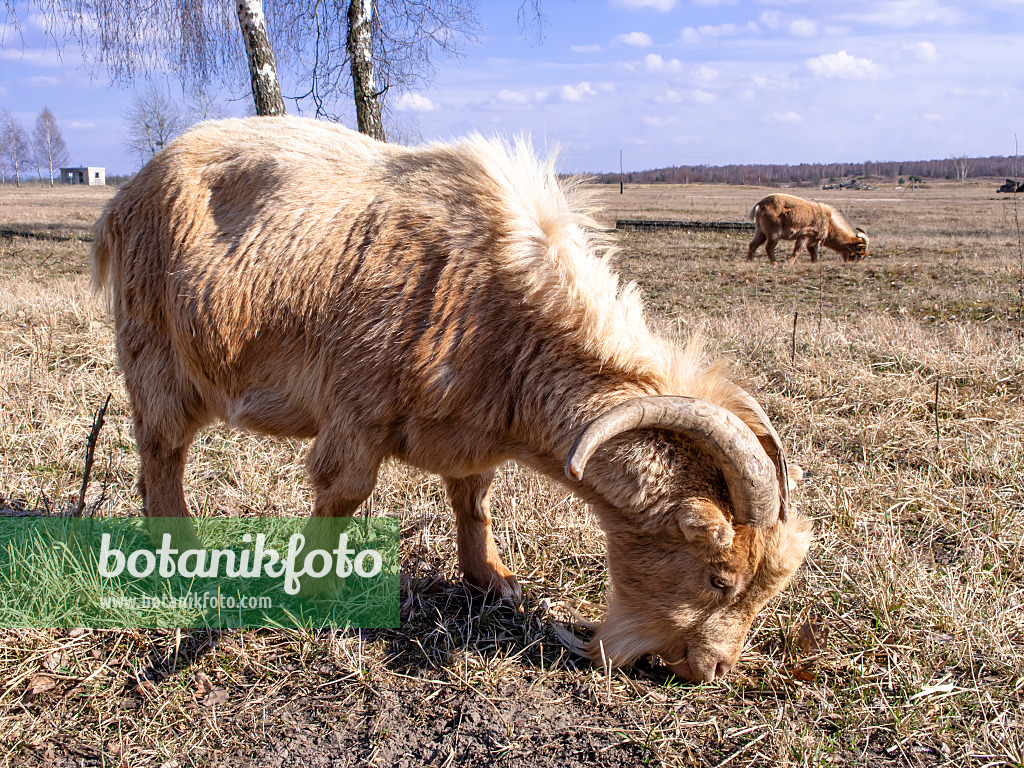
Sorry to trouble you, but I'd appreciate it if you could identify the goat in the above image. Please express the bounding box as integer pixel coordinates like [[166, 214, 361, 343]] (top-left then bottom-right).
[[747, 193, 868, 263], [93, 116, 811, 682]]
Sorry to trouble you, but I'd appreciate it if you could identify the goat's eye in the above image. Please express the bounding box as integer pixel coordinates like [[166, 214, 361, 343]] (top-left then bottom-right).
[[710, 576, 730, 591]]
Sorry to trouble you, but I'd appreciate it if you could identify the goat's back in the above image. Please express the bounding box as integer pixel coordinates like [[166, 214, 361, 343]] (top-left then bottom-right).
[[90, 117, 656, 449]]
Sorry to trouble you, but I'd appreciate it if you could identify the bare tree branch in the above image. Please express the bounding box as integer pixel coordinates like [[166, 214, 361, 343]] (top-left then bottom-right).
[[33, 106, 70, 186], [123, 85, 184, 164]]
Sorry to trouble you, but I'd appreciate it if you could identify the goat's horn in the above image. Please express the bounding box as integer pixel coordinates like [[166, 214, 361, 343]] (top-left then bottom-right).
[[564, 396, 782, 527]]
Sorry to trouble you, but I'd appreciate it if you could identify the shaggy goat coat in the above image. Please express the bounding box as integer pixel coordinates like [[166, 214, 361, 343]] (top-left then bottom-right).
[[93, 117, 810, 681], [747, 193, 868, 263]]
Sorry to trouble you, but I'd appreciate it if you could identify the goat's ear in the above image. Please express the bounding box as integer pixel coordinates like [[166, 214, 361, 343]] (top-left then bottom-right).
[[676, 499, 734, 550]]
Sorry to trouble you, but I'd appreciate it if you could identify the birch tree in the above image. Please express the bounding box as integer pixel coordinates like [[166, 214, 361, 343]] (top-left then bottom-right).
[[953, 156, 970, 184], [32, 106, 70, 186], [5, 0, 542, 138], [1, 109, 31, 187], [348, 0, 385, 140], [236, 1, 285, 116], [7, 0, 285, 117]]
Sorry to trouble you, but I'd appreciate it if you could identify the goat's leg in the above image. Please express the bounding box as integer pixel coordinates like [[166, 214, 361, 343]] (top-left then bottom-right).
[[808, 239, 821, 263], [135, 420, 204, 549], [765, 237, 779, 263], [747, 230, 766, 260], [789, 236, 807, 264], [445, 471, 521, 603], [307, 433, 381, 520], [123, 337, 208, 549], [298, 433, 383, 596]]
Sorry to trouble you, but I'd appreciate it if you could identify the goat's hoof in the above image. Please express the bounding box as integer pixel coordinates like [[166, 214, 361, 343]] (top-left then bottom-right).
[[466, 564, 523, 605]]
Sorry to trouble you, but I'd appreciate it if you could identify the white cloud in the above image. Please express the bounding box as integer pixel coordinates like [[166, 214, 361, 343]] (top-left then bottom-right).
[[618, 31, 653, 47], [904, 41, 939, 62], [693, 64, 718, 81], [766, 111, 802, 124], [681, 21, 757, 42], [789, 18, 817, 37], [68, 121, 96, 130], [571, 43, 601, 53], [923, 113, 943, 121], [845, 0, 964, 27], [610, 0, 677, 10], [497, 89, 529, 104], [704, 21, 758, 36], [560, 81, 598, 102], [24, 75, 59, 87], [394, 93, 439, 112], [806, 50, 886, 80], [0, 49, 64, 67], [750, 74, 795, 91], [643, 115, 678, 127], [644, 53, 683, 72], [654, 90, 682, 104], [653, 88, 716, 104], [760, 10, 782, 29]]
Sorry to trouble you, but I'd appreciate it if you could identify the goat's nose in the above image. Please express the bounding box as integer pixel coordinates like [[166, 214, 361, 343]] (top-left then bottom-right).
[[714, 659, 734, 679]]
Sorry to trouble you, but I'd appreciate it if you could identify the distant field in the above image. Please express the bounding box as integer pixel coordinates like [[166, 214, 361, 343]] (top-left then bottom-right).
[[0, 181, 1022, 767]]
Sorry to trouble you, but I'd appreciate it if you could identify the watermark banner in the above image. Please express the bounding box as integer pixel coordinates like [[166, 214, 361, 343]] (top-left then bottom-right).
[[0, 516, 400, 629]]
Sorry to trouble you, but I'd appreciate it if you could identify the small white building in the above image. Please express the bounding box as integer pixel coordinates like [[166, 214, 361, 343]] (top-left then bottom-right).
[[60, 167, 106, 186]]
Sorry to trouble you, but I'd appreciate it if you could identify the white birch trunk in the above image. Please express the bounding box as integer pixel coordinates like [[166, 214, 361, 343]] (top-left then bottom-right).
[[348, 0, 386, 141], [236, 0, 287, 117]]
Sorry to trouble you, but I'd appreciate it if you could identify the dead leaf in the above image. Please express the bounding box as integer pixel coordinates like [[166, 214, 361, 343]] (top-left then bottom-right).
[[202, 687, 229, 707], [797, 621, 828, 655], [791, 666, 815, 683], [193, 671, 214, 697], [42, 652, 67, 672], [134, 678, 158, 696], [24, 674, 57, 702]]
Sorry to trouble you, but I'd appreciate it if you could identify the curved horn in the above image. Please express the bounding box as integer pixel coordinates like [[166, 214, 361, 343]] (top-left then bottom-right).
[[719, 388, 790, 522], [564, 396, 782, 527]]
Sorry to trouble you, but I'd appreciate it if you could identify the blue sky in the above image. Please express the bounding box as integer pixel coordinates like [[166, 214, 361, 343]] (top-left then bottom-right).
[[2, 0, 1023, 174]]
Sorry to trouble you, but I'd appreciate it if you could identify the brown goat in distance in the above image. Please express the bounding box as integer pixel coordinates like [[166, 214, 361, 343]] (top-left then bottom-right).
[[747, 193, 869, 264], [92, 116, 811, 683]]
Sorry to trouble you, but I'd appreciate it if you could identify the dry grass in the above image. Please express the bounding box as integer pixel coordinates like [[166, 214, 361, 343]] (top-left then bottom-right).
[[0, 180, 1022, 767]]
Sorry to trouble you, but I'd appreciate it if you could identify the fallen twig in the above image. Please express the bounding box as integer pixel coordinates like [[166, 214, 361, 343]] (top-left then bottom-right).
[[75, 394, 111, 517]]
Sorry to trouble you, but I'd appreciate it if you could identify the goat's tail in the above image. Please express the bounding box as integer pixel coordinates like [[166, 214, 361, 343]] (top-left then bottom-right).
[[747, 203, 760, 222], [91, 205, 116, 295]]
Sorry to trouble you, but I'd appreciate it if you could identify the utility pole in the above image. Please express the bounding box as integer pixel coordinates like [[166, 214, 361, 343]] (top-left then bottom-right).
[[620, 149, 624, 195]]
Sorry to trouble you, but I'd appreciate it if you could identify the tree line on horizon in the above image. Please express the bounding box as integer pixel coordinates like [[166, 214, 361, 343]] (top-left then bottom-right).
[[595, 156, 1023, 187]]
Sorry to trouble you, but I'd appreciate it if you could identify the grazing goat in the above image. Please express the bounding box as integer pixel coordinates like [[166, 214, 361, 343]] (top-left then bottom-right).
[[747, 193, 868, 263], [92, 117, 811, 682]]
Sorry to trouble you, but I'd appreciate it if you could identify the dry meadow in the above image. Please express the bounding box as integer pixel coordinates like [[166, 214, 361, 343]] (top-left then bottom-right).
[[0, 179, 1022, 767]]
